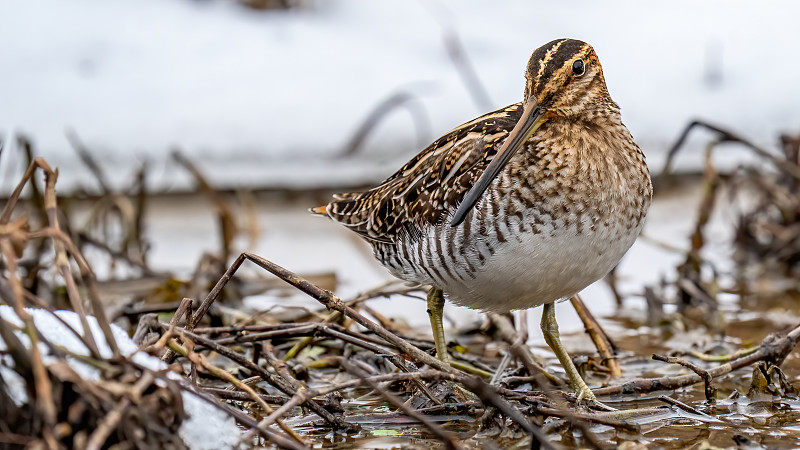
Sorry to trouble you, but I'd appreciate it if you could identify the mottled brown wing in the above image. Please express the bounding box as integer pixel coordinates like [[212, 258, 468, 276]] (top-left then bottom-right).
[[319, 103, 523, 243]]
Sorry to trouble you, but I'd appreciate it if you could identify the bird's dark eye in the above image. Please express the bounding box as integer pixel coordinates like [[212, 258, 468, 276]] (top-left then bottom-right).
[[572, 59, 585, 76]]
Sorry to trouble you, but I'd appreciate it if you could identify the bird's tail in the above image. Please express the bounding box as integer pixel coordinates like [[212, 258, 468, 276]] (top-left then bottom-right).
[[309, 205, 328, 215]]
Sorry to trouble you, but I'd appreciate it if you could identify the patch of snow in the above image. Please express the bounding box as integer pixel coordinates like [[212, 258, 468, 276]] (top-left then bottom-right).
[[0, 305, 243, 449]]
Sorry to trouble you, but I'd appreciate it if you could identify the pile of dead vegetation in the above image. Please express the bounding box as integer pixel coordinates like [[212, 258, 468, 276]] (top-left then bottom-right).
[[2, 124, 800, 448]]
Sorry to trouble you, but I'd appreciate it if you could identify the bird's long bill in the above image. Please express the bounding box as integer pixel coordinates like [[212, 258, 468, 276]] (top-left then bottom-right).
[[450, 98, 548, 227]]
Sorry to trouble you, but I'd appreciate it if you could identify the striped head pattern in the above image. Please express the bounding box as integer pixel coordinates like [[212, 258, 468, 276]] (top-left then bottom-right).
[[523, 38, 617, 121]]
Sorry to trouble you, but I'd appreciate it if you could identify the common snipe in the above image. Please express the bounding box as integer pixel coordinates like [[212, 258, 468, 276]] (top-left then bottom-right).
[[312, 38, 652, 400]]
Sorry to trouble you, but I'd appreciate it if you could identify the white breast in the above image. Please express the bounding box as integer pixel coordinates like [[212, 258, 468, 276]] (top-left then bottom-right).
[[441, 216, 641, 313]]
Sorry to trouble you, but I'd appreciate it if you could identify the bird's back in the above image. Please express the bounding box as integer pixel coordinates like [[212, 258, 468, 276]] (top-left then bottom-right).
[[313, 103, 524, 245]]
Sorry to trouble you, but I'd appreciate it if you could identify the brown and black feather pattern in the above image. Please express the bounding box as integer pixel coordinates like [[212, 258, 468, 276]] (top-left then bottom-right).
[[316, 103, 523, 244]]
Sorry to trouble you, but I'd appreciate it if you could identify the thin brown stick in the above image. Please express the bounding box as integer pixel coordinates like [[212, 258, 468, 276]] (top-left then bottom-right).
[[168, 338, 307, 446], [673, 346, 758, 363], [658, 395, 721, 422], [656, 119, 800, 188], [192, 253, 455, 374], [0, 158, 51, 224], [604, 266, 624, 307], [458, 375, 554, 450], [161, 377, 308, 450], [164, 324, 355, 431], [594, 323, 800, 396], [652, 354, 716, 401], [570, 295, 621, 377], [29, 211, 101, 358], [487, 312, 558, 385], [252, 388, 310, 432], [340, 359, 463, 450], [201, 387, 288, 404], [28, 226, 120, 357], [77, 232, 159, 276], [0, 240, 58, 448]]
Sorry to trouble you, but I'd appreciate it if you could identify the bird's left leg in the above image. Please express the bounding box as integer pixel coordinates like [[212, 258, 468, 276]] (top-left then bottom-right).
[[426, 287, 450, 362]]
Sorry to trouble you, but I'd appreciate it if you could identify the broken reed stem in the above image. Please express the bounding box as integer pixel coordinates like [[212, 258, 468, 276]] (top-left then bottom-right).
[[163, 324, 354, 431], [191, 252, 456, 374], [487, 312, 559, 386], [340, 359, 463, 450], [652, 354, 716, 401], [658, 395, 720, 422], [0, 240, 58, 448], [593, 323, 800, 396], [570, 294, 622, 377], [200, 319, 443, 404], [675, 346, 759, 363], [29, 227, 120, 358], [9, 157, 120, 359], [166, 339, 307, 446], [689, 141, 720, 257], [656, 119, 800, 189], [129, 362, 307, 450]]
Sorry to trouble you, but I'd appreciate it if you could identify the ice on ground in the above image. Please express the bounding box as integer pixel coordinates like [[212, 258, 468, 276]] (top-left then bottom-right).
[[0, 305, 243, 450]]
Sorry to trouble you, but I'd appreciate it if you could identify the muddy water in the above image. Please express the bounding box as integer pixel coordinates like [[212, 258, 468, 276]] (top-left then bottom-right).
[[282, 302, 800, 449], [76, 177, 800, 448]]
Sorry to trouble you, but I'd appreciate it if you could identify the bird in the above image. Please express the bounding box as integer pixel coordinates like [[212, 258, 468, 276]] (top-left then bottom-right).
[[311, 38, 652, 401]]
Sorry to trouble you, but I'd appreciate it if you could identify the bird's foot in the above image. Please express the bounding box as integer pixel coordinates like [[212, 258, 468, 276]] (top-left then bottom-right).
[[573, 386, 616, 412], [575, 384, 596, 402]]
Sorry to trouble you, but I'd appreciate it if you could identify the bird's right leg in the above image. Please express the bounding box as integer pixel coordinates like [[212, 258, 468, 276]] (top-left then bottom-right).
[[541, 302, 596, 402], [426, 287, 450, 362]]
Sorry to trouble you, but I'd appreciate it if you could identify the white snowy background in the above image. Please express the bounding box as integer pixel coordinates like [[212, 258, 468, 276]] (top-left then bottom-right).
[[1, 0, 799, 192]]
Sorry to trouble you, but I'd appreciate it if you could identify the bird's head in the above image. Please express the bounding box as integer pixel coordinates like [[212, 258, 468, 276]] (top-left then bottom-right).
[[451, 39, 617, 227], [524, 38, 615, 121]]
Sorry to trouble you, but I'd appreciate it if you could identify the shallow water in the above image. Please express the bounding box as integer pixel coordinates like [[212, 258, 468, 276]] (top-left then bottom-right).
[[102, 174, 733, 344], [90, 175, 800, 448]]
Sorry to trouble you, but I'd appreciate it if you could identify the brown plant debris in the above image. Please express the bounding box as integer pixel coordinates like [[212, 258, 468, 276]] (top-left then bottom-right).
[[3, 124, 800, 449]]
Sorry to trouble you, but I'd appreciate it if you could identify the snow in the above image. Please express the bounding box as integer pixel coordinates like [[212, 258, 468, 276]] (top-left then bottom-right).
[[1, 0, 799, 193], [0, 306, 243, 450]]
